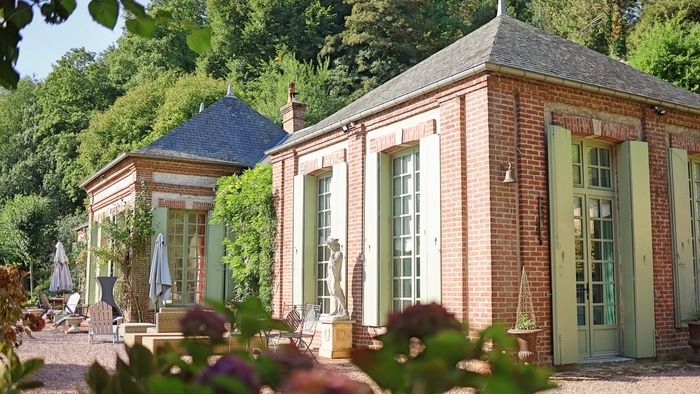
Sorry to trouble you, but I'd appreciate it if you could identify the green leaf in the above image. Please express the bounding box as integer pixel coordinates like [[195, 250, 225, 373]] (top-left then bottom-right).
[[19, 358, 44, 379], [59, 0, 77, 15], [121, 0, 145, 16], [126, 14, 156, 38], [7, 1, 33, 29], [148, 377, 186, 394], [86, 361, 112, 393], [88, 0, 119, 29], [186, 26, 211, 54], [153, 9, 172, 24]]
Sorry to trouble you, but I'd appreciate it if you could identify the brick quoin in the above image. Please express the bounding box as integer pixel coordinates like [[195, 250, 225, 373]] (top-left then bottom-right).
[[270, 70, 700, 364]]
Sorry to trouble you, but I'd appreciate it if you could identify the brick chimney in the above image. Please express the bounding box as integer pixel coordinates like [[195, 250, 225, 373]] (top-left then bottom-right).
[[281, 82, 306, 133]]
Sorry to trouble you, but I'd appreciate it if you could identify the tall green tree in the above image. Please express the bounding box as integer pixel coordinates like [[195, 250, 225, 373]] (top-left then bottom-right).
[[105, 0, 208, 89], [200, 0, 349, 80], [628, 7, 700, 93]]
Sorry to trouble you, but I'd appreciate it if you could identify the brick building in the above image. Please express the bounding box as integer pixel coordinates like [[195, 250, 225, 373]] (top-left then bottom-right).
[[267, 14, 700, 364], [81, 90, 286, 320]]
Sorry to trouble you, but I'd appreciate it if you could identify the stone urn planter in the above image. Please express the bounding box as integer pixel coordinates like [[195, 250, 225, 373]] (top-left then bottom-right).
[[65, 316, 84, 334], [688, 320, 700, 364], [507, 328, 543, 362]]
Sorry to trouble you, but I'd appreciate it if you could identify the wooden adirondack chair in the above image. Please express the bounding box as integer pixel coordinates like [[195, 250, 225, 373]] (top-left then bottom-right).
[[87, 301, 119, 343]]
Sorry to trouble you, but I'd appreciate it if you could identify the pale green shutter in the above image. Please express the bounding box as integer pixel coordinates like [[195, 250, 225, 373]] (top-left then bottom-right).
[[617, 141, 655, 358], [205, 212, 226, 302], [419, 134, 441, 303], [547, 125, 578, 365], [85, 223, 99, 304], [293, 175, 316, 305], [669, 148, 696, 325], [363, 152, 392, 326], [331, 163, 348, 294]]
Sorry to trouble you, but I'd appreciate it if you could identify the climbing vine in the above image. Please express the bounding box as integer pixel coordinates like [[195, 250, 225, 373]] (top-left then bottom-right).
[[213, 164, 276, 310], [94, 182, 154, 321]]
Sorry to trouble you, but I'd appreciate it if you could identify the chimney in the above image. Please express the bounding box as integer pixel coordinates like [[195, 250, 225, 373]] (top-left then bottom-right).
[[281, 82, 306, 133]]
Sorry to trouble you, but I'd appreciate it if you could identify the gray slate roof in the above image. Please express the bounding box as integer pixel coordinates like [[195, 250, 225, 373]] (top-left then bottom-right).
[[275, 15, 700, 150], [136, 95, 287, 167]]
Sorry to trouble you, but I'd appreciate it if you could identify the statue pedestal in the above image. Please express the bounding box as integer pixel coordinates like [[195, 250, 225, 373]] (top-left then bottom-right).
[[319, 318, 353, 359]]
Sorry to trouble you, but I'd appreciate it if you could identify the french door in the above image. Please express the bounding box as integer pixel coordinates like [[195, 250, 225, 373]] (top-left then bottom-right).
[[572, 142, 620, 358], [166, 210, 207, 305]]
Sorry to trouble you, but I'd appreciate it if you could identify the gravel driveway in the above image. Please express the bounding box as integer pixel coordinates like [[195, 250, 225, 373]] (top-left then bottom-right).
[[14, 327, 700, 393]]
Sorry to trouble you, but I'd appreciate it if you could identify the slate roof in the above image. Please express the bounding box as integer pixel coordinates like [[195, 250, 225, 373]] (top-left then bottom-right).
[[272, 15, 700, 151], [136, 95, 287, 167]]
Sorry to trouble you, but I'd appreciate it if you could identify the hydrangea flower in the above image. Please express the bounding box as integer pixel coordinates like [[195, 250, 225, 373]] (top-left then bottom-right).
[[179, 305, 228, 339], [198, 355, 260, 393]]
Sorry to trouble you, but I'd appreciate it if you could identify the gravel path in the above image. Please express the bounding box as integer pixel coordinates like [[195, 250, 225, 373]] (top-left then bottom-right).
[[14, 327, 700, 393]]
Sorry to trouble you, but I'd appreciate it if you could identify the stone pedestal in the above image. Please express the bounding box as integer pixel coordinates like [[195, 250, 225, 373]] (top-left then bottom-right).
[[319, 318, 353, 359], [66, 317, 83, 334]]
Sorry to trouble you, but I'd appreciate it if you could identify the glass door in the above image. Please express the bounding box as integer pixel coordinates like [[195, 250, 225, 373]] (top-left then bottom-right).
[[167, 210, 207, 305]]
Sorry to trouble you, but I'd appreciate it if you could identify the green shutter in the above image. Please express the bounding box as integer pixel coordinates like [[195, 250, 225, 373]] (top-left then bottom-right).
[[331, 163, 348, 298], [364, 152, 392, 326], [547, 125, 578, 365], [669, 148, 696, 325], [152, 207, 168, 252], [617, 141, 655, 358], [85, 222, 99, 304], [205, 212, 226, 303], [293, 175, 316, 305], [419, 134, 441, 303]]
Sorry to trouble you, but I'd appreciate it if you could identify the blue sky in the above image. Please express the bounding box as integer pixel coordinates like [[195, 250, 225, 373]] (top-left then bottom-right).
[[17, 5, 127, 80]]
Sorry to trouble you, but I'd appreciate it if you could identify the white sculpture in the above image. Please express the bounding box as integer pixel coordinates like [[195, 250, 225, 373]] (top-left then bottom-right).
[[325, 238, 348, 319]]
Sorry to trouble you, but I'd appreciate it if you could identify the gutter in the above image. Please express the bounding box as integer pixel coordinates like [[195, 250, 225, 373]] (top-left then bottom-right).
[[267, 61, 700, 155]]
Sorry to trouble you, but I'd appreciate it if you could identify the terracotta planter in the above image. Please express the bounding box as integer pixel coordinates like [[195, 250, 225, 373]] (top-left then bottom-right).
[[507, 328, 542, 362], [688, 321, 700, 364]]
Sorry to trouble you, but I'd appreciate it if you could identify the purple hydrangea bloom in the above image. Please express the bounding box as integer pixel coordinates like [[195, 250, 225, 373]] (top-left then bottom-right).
[[199, 355, 260, 393]]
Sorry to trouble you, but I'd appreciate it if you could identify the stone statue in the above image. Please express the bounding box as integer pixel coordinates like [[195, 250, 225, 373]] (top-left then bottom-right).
[[325, 238, 348, 319]]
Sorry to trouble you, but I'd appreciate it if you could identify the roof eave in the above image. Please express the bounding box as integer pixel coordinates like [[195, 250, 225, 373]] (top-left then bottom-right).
[[267, 61, 700, 155], [80, 152, 242, 190]]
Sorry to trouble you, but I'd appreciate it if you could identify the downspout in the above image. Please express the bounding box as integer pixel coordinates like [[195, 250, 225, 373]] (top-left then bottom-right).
[[514, 94, 522, 277]]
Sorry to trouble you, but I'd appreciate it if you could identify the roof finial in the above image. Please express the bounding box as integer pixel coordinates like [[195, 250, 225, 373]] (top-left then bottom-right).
[[199, 101, 205, 113], [497, 0, 507, 17], [226, 82, 233, 97]]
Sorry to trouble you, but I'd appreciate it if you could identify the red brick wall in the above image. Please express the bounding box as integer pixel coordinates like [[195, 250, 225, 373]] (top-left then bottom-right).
[[270, 69, 700, 362]]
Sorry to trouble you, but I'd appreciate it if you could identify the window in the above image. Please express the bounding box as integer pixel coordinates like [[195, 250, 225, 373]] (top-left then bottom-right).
[[392, 148, 421, 311], [167, 210, 207, 305], [316, 174, 332, 314]]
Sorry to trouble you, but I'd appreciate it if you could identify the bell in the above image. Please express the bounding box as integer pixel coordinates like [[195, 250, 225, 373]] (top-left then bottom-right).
[[503, 162, 516, 183]]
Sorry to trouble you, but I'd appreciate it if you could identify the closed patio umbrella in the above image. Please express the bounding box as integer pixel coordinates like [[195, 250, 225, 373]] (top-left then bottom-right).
[[149, 233, 172, 307], [49, 241, 73, 292]]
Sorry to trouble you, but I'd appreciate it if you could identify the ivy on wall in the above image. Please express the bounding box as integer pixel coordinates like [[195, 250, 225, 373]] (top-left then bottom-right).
[[213, 164, 276, 310]]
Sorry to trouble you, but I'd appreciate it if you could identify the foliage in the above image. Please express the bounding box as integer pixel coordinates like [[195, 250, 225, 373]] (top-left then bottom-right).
[[213, 165, 276, 309], [236, 53, 348, 126], [515, 313, 537, 330], [529, 0, 640, 58], [93, 185, 154, 321], [0, 0, 212, 89], [85, 298, 552, 393], [0, 195, 56, 287], [55, 212, 89, 294], [104, 0, 208, 90], [321, 0, 480, 98], [0, 267, 28, 347], [352, 303, 552, 393], [200, 0, 349, 80], [688, 310, 700, 322], [0, 341, 44, 394], [627, 8, 700, 93]]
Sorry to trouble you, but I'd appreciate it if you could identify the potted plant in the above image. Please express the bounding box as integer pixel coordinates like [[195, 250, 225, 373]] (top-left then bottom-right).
[[687, 310, 700, 364], [507, 269, 542, 362]]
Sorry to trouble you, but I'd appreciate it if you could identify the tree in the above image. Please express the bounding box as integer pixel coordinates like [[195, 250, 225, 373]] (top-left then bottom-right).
[[628, 10, 700, 93], [105, 0, 208, 89], [322, 0, 479, 99], [212, 164, 276, 309], [199, 0, 349, 80], [236, 53, 348, 126]]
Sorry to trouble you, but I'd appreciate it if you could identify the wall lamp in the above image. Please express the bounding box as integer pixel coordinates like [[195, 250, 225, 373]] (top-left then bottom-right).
[[342, 122, 355, 133], [651, 105, 667, 116]]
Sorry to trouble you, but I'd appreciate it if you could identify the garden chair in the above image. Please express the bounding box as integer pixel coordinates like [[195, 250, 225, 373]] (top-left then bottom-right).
[[87, 301, 122, 343], [52, 292, 86, 327], [39, 293, 61, 320], [267, 304, 320, 362], [266, 305, 303, 350]]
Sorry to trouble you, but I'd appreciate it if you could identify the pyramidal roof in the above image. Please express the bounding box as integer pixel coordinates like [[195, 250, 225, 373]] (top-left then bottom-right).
[[272, 15, 700, 152], [136, 94, 287, 166]]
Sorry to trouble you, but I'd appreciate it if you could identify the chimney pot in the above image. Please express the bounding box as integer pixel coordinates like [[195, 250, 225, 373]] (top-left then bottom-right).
[[281, 81, 305, 133]]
